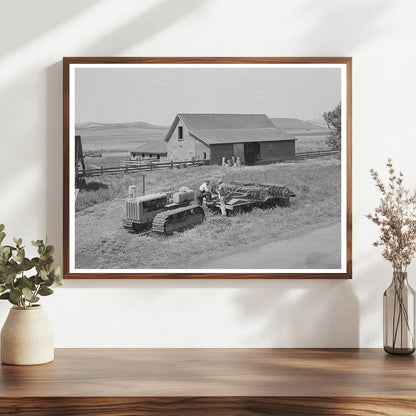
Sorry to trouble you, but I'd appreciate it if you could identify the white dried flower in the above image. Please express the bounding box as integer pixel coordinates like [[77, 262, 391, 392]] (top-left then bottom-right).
[[366, 159, 416, 272]]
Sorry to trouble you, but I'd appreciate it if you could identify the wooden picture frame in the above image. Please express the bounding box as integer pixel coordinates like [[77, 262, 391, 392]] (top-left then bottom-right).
[[63, 57, 352, 279]]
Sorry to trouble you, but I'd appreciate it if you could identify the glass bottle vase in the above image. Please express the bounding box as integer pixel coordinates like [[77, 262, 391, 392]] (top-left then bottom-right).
[[383, 271, 416, 355]]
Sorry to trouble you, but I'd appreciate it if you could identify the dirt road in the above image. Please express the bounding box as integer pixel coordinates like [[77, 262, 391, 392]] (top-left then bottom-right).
[[203, 223, 341, 269]]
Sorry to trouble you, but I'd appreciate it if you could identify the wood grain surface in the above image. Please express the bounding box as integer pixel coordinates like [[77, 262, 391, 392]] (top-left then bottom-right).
[[1, 349, 415, 415], [63, 56, 352, 280]]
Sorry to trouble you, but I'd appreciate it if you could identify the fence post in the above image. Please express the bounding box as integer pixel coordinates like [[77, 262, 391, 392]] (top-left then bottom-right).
[[101, 166, 103, 175], [142, 174, 146, 195]]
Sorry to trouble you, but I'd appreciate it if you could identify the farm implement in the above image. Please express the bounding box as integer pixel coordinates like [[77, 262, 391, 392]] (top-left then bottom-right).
[[122, 181, 295, 236], [205, 181, 296, 214]]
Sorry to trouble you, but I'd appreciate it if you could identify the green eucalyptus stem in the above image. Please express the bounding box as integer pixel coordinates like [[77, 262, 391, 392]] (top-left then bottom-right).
[[0, 224, 63, 308]]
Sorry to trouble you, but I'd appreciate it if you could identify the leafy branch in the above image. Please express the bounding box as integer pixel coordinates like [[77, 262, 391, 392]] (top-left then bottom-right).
[[0, 224, 62, 308]]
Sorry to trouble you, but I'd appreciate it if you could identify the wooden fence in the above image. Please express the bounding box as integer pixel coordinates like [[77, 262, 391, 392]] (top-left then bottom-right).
[[295, 149, 340, 160], [81, 150, 340, 178], [83, 159, 210, 177]]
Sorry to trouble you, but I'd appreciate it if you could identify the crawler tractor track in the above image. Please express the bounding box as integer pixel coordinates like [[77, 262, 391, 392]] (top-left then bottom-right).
[[152, 205, 205, 236]]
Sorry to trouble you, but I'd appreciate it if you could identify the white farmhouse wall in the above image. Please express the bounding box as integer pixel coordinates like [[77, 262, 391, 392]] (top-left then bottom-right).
[[1, 0, 416, 347], [167, 120, 195, 161], [167, 120, 210, 162]]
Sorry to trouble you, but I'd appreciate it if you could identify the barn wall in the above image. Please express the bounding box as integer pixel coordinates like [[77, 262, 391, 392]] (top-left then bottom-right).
[[166, 120, 196, 161], [167, 122, 210, 162], [210, 143, 234, 165], [194, 138, 210, 161], [259, 140, 295, 162]]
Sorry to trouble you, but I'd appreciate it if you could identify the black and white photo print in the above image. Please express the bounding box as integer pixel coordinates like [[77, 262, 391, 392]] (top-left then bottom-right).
[[63, 58, 352, 279]]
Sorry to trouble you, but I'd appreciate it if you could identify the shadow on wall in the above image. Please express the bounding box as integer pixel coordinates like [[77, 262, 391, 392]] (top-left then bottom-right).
[[289, 0, 394, 52], [0, 0, 102, 56], [233, 280, 359, 347], [45, 0, 205, 264], [82, 0, 206, 55]]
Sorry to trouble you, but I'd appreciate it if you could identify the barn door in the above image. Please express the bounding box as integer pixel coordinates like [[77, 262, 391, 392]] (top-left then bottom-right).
[[233, 143, 245, 164], [244, 142, 260, 165]]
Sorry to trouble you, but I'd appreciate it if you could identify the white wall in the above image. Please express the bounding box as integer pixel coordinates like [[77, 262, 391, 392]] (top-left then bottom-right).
[[1, 0, 415, 347]]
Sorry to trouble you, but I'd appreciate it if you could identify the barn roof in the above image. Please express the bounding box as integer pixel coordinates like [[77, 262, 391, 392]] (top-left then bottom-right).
[[179, 113, 275, 129], [189, 128, 291, 144], [270, 118, 330, 135], [164, 114, 293, 145]]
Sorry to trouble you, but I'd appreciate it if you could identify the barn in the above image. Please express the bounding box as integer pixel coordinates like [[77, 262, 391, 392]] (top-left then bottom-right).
[[130, 141, 167, 160], [164, 113, 296, 165]]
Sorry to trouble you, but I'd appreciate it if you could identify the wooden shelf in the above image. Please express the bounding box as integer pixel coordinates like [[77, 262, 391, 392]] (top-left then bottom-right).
[[1, 348, 415, 415]]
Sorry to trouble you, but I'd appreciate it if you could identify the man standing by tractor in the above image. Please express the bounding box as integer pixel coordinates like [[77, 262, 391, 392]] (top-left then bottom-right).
[[197, 180, 211, 205], [217, 179, 227, 216]]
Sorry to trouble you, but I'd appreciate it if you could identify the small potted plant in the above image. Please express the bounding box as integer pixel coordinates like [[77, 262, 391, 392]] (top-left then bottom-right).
[[367, 159, 416, 355], [0, 224, 62, 365]]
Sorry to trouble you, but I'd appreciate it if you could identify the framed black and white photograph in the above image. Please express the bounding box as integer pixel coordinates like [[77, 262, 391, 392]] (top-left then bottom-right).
[[63, 57, 352, 279]]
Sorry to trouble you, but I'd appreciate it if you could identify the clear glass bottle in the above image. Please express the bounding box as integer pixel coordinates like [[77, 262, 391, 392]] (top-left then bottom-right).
[[384, 271, 415, 355]]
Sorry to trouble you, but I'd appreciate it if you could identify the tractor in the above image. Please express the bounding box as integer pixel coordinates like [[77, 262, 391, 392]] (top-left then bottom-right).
[[122, 181, 295, 236], [122, 188, 205, 235]]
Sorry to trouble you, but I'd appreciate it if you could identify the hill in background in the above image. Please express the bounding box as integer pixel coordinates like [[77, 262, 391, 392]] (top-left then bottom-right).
[[75, 117, 330, 154], [271, 118, 329, 136], [76, 121, 168, 131], [75, 121, 169, 153]]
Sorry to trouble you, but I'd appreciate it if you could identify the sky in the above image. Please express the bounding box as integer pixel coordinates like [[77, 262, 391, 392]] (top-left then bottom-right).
[[75, 66, 341, 126]]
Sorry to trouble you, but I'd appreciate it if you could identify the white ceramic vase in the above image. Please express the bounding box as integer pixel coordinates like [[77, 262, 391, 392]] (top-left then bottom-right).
[[1, 305, 54, 365]]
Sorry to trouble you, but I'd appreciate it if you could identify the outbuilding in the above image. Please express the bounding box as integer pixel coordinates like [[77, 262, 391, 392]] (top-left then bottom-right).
[[130, 141, 167, 160], [164, 113, 295, 165]]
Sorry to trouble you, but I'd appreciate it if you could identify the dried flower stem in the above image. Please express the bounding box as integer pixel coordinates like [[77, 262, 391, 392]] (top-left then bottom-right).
[[366, 159, 416, 272]]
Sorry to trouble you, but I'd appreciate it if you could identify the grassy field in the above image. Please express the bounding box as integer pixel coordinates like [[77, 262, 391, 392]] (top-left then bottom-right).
[[81, 134, 330, 170], [76, 122, 330, 170], [75, 158, 341, 269], [295, 135, 330, 152], [76, 123, 168, 154]]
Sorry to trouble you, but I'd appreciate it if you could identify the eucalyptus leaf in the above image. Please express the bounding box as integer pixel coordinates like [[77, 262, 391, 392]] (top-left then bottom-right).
[[0, 228, 61, 307], [0, 246, 11, 256], [9, 288, 21, 301], [20, 258, 33, 271], [0, 224, 4, 232], [3, 245, 17, 252], [17, 276, 35, 290], [38, 287, 53, 296], [17, 248, 25, 263], [39, 269, 48, 281], [45, 245, 55, 256], [53, 267, 63, 285], [3, 271, 16, 284], [21, 287, 36, 302]]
